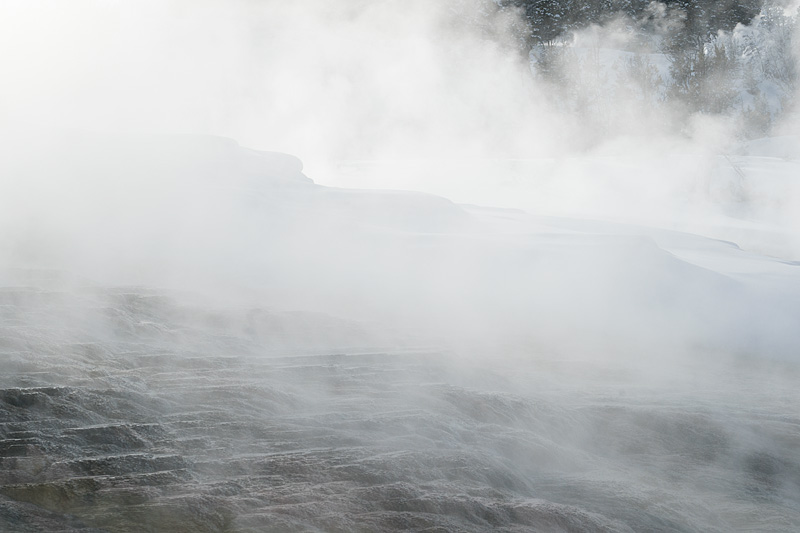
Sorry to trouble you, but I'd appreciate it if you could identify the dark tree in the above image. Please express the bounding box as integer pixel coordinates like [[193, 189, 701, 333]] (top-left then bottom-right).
[[498, 0, 764, 47]]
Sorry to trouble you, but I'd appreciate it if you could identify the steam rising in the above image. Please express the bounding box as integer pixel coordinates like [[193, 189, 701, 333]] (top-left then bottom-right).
[[4, 0, 799, 251], [2, 0, 800, 371], [2, 1, 800, 531], [1, 1, 551, 157], [2, 0, 800, 358]]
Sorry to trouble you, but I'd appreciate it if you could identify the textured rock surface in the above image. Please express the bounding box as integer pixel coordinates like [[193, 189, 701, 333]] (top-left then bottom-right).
[[1, 281, 799, 532]]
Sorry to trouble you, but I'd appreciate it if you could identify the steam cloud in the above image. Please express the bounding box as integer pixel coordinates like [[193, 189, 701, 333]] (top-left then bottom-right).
[[2, 0, 800, 348], [2, 2, 800, 531], [4, 0, 799, 255]]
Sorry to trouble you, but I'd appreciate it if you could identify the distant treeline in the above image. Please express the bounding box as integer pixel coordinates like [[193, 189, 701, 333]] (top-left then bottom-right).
[[481, 0, 797, 138], [497, 0, 764, 46]]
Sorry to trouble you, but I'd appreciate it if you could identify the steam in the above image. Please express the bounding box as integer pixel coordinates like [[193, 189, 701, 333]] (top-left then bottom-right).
[[1, 0, 799, 333], [1, 0, 556, 158], [2, 5, 800, 530], [2, 0, 758, 154]]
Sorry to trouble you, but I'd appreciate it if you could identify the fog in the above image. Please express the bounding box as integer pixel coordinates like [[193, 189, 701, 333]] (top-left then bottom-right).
[[3, 0, 800, 249], [2, 1, 800, 532]]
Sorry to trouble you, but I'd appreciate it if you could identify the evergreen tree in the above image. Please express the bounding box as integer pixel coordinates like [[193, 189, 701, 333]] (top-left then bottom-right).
[[619, 52, 662, 102], [499, 0, 764, 47], [667, 38, 738, 114]]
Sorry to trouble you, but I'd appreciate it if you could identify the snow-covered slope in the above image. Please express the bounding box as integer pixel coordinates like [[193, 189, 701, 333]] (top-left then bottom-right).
[[2, 135, 800, 531], [6, 133, 798, 357]]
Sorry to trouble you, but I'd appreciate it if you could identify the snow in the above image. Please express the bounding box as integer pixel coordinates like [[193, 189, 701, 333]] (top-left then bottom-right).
[[2, 133, 800, 531], [5, 133, 799, 358]]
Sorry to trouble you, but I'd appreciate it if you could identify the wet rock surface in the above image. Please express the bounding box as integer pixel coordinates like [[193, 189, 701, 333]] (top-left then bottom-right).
[[1, 284, 799, 532]]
